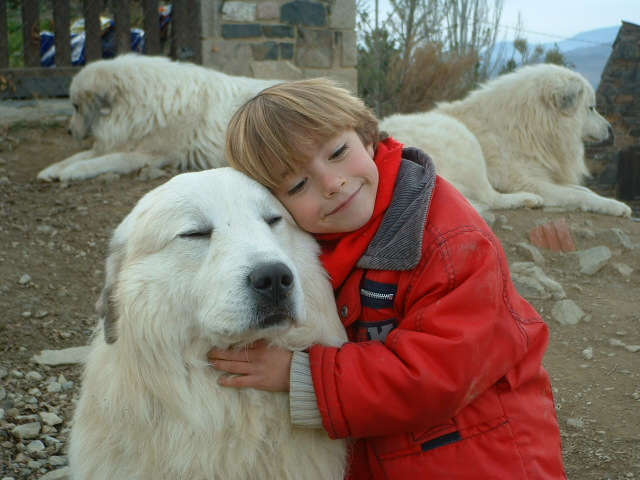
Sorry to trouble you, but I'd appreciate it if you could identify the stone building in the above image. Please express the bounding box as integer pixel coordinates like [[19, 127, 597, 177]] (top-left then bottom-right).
[[588, 21, 640, 203], [200, 0, 358, 91]]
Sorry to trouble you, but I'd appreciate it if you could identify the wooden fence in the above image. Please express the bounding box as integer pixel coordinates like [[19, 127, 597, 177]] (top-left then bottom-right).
[[0, 0, 201, 99]]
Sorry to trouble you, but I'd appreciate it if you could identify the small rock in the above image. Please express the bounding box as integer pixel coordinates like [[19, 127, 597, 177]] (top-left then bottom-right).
[[32, 346, 91, 366], [511, 262, 566, 300], [611, 262, 634, 277], [516, 242, 546, 265], [39, 467, 71, 480], [39, 412, 63, 426], [47, 383, 62, 394], [25, 371, 43, 382], [582, 348, 594, 360], [575, 246, 611, 275], [11, 422, 41, 440], [26, 439, 45, 453], [49, 456, 68, 467], [611, 228, 638, 249], [566, 418, 585, 429], [552, 300, 586, 326], [18, 274, 32, 284]]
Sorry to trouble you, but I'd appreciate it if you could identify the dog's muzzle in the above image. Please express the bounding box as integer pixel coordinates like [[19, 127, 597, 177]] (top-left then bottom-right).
[[248, 262, 297, 329]]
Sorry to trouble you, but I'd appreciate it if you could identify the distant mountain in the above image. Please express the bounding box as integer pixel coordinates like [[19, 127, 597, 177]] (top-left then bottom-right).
[[491, 26, 620, 88]]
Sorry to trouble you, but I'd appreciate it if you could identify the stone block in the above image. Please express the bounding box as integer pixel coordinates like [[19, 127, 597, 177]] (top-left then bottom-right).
[[257, 2, 280, 20], [222, 2, 257, 22], [252, 41, 279, 60], [281, 0, 327, 26], [202, 39, 254, 76], [222, 23, 263, 38], [329, 0, 356, 29], [280, 42, 294, 60], [262, 25, 295, 38], [200, 0, 222, 38], [340, 30, 357, 67], [251, 60, 303, 80], [296, 28, 332, 68]]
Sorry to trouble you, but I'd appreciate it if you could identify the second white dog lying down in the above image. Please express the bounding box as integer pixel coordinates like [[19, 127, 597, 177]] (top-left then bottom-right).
[[69, 168, 348, 480], [382, 64, 632, 217], [37, 54, 278, 182]]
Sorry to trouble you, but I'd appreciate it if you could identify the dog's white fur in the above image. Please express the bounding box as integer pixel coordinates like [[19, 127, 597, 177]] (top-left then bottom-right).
[[381, 64, 632, 217], [38, 54, 278, 182], [69, 168, 348, 480]]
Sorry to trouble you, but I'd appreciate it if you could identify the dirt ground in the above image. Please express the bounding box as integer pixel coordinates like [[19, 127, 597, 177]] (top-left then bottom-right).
[[1, 122, 639, 479]]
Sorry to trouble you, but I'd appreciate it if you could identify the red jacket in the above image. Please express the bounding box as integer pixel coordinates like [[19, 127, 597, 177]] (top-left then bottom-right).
[[308, 149, 566, 479]]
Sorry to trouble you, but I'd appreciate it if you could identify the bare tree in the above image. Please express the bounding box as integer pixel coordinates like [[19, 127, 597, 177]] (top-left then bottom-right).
[[357, 0, 505, 115]]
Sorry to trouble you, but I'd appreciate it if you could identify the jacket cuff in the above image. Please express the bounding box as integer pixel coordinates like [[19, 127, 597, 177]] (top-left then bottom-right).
[[289, 351, 323, 428]]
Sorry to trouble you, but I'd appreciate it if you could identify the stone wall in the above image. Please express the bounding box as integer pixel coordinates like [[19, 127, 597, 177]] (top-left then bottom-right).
[[587, 21, 640, 201], [200, 0, 358, 91]]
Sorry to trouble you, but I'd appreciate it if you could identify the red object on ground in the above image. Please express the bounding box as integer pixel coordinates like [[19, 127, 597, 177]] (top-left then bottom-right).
[[528, 218, 575, 252]]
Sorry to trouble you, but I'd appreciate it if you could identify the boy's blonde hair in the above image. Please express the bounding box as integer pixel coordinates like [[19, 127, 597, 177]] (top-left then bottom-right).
[[225, 78, 380, 189]]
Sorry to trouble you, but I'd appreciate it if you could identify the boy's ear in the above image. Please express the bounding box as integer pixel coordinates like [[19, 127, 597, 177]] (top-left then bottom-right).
[[366, 142, 375, 159]]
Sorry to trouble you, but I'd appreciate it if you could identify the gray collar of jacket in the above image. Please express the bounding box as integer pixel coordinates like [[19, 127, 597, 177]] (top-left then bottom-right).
[[357, 147, 436, 271]]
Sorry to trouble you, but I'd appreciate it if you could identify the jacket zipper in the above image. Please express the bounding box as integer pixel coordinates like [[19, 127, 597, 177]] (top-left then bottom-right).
[[360, 289, 395, 301]]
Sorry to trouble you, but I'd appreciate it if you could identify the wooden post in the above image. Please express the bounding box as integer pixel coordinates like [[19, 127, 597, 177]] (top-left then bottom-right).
[[53, 0, 72, 66]]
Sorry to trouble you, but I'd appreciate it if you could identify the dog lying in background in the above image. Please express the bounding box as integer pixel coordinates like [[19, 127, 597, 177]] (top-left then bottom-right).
[[37, 54, 278, 182], [381, 64, 631, 217]]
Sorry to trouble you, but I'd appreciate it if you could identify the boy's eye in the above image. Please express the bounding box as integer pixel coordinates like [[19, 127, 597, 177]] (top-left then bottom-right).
[[330, 144, 348, 160], [288, 178, 307, 195]]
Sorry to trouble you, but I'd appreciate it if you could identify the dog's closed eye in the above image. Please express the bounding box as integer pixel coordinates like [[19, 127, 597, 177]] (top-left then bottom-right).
[[179, 229, 213, 239], [266, 215, 282, 227]]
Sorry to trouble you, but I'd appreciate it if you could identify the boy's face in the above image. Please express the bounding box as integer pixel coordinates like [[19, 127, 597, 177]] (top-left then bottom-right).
[[273, 130, 378, 234]]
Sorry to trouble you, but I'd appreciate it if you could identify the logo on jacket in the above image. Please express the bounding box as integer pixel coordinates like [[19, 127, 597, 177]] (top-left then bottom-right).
[[355, 318, 398, 343]]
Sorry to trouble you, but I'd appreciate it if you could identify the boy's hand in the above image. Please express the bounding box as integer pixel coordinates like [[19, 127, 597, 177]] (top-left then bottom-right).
[[208, 341, 293, 392]]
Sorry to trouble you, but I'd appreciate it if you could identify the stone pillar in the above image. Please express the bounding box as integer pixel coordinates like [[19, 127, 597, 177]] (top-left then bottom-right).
[[200, 0, 357, 91], [588, 21, 640, 200]]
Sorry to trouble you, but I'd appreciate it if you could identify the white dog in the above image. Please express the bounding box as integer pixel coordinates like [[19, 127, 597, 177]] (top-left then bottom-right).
[[69, 168, 348, 480], [381, 64, 632, 217], [37, 55, 278, 182]]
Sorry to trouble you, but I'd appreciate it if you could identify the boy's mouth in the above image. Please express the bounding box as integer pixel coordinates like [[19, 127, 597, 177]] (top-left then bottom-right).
[[327, 184, 362, 216]]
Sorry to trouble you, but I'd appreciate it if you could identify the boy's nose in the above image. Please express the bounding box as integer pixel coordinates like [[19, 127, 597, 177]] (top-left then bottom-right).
[[322, 174, 345, 197]]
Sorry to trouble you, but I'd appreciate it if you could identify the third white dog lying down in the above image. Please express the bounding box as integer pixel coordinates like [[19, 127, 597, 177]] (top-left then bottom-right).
[[69, 168, 348, 480], [37, 54, 278, 182], [381, 64, 632, 217]]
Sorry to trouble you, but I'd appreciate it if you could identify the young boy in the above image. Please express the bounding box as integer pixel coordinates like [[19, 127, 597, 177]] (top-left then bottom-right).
[[209, 78, 567, 479]]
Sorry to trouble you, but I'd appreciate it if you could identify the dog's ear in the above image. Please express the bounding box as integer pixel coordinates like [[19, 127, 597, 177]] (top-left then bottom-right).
[[98, 284, 118, 344], [552, 82, 583, 116], [98, 94, 112, 116], [97, 241, 124, 344]]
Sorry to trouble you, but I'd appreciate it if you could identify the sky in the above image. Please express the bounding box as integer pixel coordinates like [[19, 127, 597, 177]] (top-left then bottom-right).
[[500, 0, 640, 43], [372, 0, 640, 44]]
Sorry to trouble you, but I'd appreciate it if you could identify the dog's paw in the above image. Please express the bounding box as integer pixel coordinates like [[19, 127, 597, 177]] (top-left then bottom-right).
[[520, 193, 544, 208], [595, 199, 633, 218], [37, 165, 62, 182], [613, 201, 633, 218], [57, 165, 95, 182]]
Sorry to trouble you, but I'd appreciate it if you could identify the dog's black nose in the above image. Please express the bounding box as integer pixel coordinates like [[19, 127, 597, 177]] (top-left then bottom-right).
[[248, 263, 294, 300]]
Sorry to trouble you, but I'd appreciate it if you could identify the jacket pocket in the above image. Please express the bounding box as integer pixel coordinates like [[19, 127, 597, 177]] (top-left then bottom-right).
[[375, 417, 529, 480]]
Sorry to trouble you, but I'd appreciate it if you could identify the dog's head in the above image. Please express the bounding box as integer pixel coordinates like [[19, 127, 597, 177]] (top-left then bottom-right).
[[68, 61, 116, 141], [68, 54, 164, 145], [542, 65, 612, 144], [99, 168, 326, 349]]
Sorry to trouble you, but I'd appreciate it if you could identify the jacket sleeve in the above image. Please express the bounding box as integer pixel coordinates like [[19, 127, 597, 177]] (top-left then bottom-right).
[[309, 223, 548, 440]]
